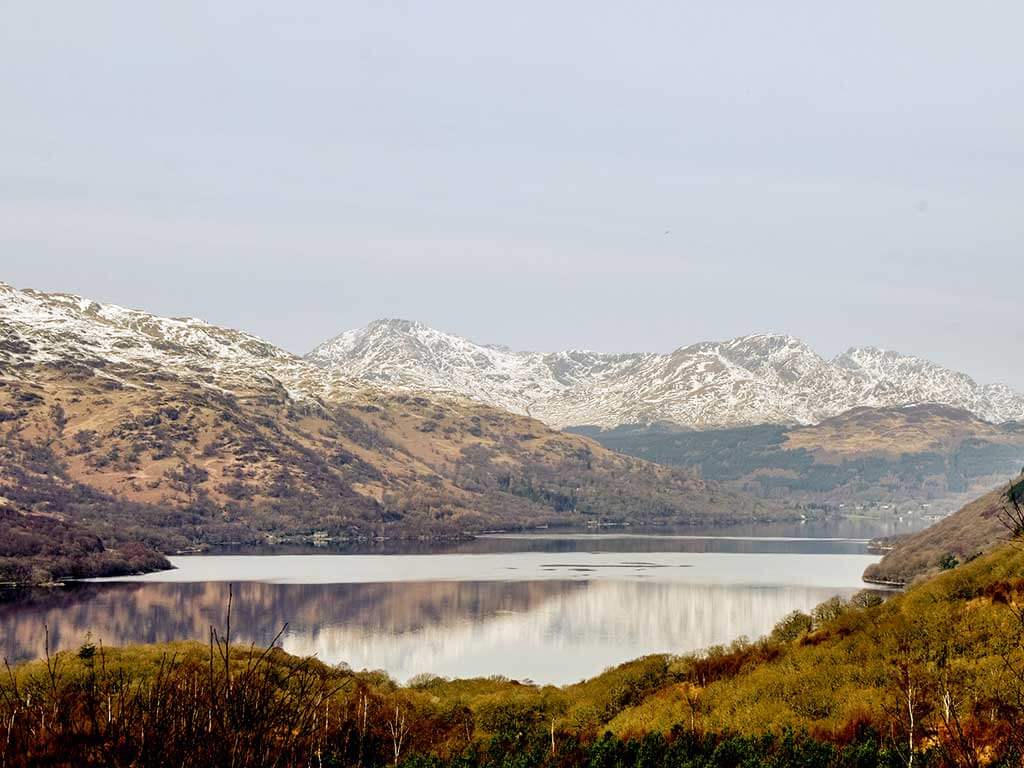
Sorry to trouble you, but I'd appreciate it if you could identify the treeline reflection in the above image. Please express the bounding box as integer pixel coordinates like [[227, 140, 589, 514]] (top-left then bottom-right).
[[1, 579, 859, 683]]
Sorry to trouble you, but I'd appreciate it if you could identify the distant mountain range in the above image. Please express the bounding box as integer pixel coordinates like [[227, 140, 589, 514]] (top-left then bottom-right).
[[307, 319, 1024, 429], [7, 282, 1017, 432]]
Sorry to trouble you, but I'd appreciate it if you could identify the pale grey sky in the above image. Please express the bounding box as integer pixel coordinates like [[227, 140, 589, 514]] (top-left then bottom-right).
[[2, 2, 1023, 387]]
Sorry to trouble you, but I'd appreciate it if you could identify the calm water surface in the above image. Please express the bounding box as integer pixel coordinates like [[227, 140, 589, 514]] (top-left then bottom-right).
[[1, 520, 921, 684]]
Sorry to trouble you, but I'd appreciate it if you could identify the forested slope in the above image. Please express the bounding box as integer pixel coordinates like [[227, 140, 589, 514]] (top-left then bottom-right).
[[571, 406, 1024, 511]]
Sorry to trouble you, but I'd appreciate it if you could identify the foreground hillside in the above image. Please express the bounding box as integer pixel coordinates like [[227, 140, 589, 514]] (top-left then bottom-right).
[[863, 474, 1024, 585], [5, 516, 1024, 766], [572, 405, 1024, 510], [0, 283, 782, 583]]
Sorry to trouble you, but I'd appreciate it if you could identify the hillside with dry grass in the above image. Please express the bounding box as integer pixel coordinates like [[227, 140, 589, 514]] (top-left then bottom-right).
[[862, 474, 1024, 585], [0, 355, 782, 583]]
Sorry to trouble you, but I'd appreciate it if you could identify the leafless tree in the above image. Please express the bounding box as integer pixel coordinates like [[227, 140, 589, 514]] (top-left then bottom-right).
[[386, 699, 412, 766]]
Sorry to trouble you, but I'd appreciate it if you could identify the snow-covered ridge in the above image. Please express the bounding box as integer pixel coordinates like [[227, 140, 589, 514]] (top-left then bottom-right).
[[0, 282, 353, 401], [307, 319, 1024, 428], [3, 283, 1021, 429]]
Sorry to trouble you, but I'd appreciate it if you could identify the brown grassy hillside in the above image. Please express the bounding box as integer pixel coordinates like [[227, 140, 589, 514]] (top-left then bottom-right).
[[784, 403, 1018, 456], [863, 473, 1024, 584], [0, 362, 784, 582]]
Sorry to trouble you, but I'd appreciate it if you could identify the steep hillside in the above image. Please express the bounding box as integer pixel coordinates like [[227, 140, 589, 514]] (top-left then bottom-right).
[[0, 372, 765, 541], [571, 405, 1024, 510], [308, 319, 1024, 428], [0, 284, 783, 583], [863, 474, 1024, 584]]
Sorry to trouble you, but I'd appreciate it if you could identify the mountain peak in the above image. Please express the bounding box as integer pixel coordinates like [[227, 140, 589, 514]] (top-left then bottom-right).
[[730, 331, 806, 345], [367, 318, 427, 332]]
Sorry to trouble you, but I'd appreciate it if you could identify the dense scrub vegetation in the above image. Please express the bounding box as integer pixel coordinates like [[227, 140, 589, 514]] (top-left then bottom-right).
[[0, 434, 171, 583], [5, 526, 1024, 766], [0, 506, 169, 584]]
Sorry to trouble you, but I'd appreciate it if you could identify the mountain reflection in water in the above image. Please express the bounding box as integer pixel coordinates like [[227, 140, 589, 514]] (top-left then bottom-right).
[[1, 575, 868, 684], [2, 527, 901, 684]]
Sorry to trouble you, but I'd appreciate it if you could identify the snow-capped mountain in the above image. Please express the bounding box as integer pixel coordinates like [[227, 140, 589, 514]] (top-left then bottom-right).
[[0, 282, 353, 401], [307, 320, 1024, 428]]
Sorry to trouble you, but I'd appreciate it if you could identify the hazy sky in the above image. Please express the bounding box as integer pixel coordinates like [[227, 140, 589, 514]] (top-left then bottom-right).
[[2, 2, 1023, 387]]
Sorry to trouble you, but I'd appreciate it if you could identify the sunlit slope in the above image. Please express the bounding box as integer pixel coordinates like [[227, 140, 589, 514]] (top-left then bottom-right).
[[1, 282, 786, 582], [863, 474, 1024, 584]]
